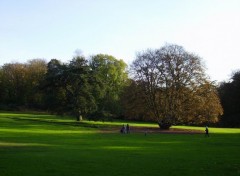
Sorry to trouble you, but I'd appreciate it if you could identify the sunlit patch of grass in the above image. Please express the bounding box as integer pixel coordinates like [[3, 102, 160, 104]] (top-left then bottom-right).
[[0, 141, 51, 147], [102, 140, 182, 151], [102, 146, 143, 151]]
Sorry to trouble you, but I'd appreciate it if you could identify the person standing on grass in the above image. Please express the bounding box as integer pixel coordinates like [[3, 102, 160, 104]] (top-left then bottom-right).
[[124, 124, 126, 134], [121, 124, 126, 134], [126, 124, 130, 134], [120, 124, 125, 134], [205, 126, 209, 137]]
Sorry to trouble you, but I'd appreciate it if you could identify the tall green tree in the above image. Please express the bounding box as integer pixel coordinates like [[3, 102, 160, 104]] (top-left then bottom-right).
[[89, 54, 128, 117], [44, 56, 98, 121], [43, 59, 67, 113], [131, 44, 223, 129], [65, 56, 97, 121]]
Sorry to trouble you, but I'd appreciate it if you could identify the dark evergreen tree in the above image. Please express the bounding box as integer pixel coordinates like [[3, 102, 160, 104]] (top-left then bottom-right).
[[219, 71, 240, 127]]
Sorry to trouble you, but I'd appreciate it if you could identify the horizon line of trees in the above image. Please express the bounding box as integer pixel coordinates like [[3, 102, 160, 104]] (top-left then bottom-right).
[[0, 54, 128, 122], [0, 44, 239, 128]]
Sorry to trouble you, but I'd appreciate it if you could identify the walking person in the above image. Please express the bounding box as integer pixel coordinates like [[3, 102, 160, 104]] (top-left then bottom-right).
[[126, 124, 130, 134], [120, 124, 124, 134], [122, 124, 126, 134], [205, 126, 209, 137], [124, 124, 126, 134]]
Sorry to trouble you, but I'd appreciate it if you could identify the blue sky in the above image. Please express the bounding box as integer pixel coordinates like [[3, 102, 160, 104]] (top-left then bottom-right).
[[0, 0, 240, 82]]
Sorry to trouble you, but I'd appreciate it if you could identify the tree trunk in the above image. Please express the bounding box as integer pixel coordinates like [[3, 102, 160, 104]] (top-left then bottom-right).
[[76, 110, 83, 121], [158, 121, 172, 130], [76, 115, 83, 121]]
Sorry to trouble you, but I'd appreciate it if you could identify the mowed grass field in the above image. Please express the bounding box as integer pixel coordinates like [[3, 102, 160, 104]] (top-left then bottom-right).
[[0, 112, 239, 176]]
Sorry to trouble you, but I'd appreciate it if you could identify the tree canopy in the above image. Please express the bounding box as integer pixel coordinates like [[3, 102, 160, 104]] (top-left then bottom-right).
[[89, 54, 128, 118], [131, 44, 223, 129], [0, 59, 47, 109], [2, 46, 237, 128]]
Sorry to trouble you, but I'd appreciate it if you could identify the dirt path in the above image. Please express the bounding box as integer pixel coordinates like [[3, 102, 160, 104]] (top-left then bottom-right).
[[100, 126, 204, 134]]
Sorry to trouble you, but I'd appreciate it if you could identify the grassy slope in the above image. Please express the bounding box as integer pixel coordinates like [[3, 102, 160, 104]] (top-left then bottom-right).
[[0, 112, 239, 176]]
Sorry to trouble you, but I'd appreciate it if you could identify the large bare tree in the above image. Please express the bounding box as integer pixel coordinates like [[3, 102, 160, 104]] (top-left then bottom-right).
[[131, 44, 222, 129]]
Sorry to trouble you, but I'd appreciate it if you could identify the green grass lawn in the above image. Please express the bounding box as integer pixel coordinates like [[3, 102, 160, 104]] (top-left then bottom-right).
[[0, 112, 239, 176]]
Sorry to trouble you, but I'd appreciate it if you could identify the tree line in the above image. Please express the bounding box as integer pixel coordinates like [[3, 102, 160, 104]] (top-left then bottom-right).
[[0, 44, 239, 128], [0, 54, 128, 121]]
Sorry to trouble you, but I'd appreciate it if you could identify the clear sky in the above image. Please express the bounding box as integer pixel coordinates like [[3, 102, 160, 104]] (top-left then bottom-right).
[[0, 0, 240, 82]]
